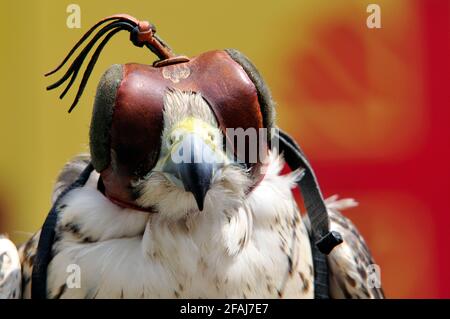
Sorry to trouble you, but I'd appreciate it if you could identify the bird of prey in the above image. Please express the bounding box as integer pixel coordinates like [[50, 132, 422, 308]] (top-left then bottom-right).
[[0, 14, 384, 299]]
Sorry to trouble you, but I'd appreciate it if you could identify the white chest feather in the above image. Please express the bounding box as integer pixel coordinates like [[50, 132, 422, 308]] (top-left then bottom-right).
[[46, 157, 314, 298]]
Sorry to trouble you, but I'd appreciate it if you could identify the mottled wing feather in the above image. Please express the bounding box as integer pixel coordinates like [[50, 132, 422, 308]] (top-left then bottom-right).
[[17, 231, 40, 299], [19, 154, 91, 299], [0, 236, 22, 298], [52, 154, 91, 203], [325, 196, 384, 299]]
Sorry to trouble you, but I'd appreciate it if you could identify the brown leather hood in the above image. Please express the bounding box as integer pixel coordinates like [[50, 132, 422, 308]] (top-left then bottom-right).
[[101, 50, 265, 206], [45, 14, 271, 211]]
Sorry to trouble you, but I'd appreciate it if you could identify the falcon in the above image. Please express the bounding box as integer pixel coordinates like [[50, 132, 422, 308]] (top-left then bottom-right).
[[0, 14, 384, 299]]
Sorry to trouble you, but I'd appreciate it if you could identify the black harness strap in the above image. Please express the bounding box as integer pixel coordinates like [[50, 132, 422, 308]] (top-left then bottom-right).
[[277, 129, 342, 298], [31, 163, 94, 299]]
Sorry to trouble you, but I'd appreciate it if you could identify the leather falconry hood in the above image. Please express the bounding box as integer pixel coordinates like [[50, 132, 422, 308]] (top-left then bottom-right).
[[42, 14, 343, 298]]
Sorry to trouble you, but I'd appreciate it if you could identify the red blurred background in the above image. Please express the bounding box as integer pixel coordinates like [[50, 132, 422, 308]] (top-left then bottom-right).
[[285, 1, 450, 298]]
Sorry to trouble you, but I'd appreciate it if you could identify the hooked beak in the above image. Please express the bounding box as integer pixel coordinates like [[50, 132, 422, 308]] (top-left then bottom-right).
[[162, 133, 223, 211]]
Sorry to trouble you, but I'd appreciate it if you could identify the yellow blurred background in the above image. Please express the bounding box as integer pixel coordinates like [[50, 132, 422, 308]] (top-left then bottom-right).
[[1, 0, 449, 298]]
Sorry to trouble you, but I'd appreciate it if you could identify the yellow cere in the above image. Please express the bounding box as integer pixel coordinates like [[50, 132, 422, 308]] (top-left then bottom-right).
[[170, 117, 218, 149]]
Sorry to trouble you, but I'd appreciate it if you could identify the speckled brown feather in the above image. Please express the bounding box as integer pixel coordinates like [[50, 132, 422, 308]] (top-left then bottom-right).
[[325, 196, 385, 299], [19, 155, 91, 299], [17, 232, 39, 298]]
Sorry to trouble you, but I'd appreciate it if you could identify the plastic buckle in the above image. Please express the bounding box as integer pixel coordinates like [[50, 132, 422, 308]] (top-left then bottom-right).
[[315, 231, 343, 255]]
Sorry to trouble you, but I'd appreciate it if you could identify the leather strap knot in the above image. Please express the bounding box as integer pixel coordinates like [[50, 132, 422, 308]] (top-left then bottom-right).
[[130, 20, 155, 47], [45, 14, 176, 113]]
